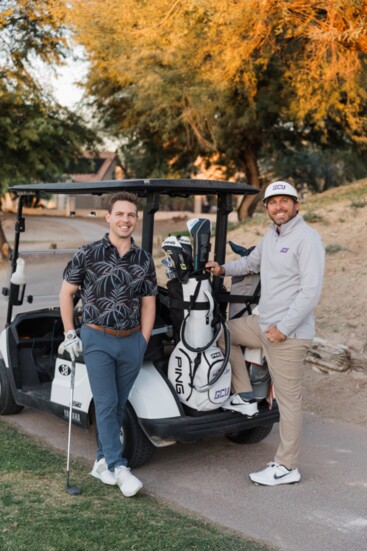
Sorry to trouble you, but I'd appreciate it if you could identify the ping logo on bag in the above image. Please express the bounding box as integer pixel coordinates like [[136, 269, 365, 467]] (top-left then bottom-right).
[[174, 358, 184, 394]]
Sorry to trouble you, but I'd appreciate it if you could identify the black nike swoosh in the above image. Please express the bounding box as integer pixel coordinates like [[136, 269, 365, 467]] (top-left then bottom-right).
[[274, 471, 290, 479]]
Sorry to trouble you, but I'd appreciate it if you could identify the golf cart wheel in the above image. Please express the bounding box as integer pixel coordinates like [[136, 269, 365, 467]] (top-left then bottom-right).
[[0, 359, 23, 415], [225, 424, 273, 444], [93, 401, 155, 469], [121, 403, 155, 469]]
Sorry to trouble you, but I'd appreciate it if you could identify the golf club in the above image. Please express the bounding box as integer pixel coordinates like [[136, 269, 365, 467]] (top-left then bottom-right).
[[186, 218, 211, 273], [66, 359, 81, 496]]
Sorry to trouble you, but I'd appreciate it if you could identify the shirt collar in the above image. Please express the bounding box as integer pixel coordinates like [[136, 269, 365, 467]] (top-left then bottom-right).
[[270, 214, 302, 235], [102, 233, 137, 251]]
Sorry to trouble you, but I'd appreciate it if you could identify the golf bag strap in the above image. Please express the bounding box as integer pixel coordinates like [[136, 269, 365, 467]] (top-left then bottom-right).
[[230, 280, 261, 320], [181, 279, 221, 353], [169, 298, 211, 311], [188, 278, 202, 310]]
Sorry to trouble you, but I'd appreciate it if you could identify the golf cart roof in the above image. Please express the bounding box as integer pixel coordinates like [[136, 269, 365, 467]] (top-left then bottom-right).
[[9, 178, 258, 197]]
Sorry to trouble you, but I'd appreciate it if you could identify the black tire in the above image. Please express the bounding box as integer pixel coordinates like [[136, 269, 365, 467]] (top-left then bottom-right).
[[121, 403, 155, 469], [225, 424, 273, 444], [93, 401, 155, 469], [0, 359, 23, 415]]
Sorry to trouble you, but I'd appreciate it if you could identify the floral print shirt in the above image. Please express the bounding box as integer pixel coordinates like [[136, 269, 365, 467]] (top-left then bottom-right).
[[63, 234, 158, 330]]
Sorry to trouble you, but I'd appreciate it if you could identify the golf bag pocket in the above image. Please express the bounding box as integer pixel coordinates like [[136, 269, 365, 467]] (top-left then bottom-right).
[[168, 343, 231, 411]]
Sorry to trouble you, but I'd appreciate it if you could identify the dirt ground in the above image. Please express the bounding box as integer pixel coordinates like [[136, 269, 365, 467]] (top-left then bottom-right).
[[1, 181, 366, 428]]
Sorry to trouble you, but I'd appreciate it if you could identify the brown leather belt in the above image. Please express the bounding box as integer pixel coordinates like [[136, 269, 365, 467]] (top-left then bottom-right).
[[84, 323, 141, 337]]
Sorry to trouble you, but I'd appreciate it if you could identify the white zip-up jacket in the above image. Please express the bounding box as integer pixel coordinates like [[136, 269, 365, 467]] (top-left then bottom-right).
[[223, 215, 325, 339]]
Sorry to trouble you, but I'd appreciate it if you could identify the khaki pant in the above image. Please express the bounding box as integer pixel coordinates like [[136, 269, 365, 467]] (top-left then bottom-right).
[[218, 315, 311, 469]]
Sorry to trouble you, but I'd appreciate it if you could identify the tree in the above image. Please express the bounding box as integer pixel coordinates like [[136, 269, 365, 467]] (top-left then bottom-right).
[[0, 1, 98, 257], [70, 1, 367, 217]]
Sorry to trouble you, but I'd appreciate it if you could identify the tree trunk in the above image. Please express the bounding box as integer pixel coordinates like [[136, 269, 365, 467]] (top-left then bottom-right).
[[0, 218, 11, 260], [237, 143, 264, 220]]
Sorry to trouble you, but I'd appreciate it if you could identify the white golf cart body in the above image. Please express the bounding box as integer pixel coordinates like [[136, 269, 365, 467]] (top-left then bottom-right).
[[0, 179, 279, 468]]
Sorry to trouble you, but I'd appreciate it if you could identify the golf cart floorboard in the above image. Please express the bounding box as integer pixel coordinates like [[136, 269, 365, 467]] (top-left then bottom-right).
[[141, 402, 279, 442], [21, 383, 51, 400]]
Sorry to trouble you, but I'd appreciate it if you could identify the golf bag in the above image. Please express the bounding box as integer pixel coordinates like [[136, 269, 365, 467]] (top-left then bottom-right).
[[163, 219, 231, 412], [167, 275, 231, 411]]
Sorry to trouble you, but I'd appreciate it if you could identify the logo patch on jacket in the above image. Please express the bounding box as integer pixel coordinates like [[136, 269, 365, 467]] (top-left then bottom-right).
[[280, 247, 289, 253]]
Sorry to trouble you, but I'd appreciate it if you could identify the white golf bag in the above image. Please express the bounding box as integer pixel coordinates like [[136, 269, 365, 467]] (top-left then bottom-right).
[[163, 218, 231, 412], [168, 276, 231, 411]]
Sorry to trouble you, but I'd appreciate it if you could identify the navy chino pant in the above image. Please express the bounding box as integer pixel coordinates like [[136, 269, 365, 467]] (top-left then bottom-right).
[[81, 325, 147, 471]]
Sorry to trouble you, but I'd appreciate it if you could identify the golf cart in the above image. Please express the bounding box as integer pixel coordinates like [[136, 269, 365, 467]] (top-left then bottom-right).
[[0, 179, 279, 468]]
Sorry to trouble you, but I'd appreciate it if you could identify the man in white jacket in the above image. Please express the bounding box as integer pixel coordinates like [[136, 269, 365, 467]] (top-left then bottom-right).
[[206, 181, 325, 486]]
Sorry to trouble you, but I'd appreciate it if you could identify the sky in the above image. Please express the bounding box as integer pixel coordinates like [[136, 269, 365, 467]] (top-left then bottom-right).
[[49, 55, 89, 109]]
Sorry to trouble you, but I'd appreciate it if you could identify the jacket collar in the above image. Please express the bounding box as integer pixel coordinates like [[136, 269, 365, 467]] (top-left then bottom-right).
[[270, 214, 303, 236]]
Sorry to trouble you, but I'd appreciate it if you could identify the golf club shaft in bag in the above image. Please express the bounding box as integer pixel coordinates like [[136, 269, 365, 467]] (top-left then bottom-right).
[[66, 359, 81, 495]]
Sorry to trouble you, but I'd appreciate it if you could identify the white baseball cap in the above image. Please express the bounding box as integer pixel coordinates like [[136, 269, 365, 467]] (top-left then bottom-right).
[[263, 181, 298, 204]]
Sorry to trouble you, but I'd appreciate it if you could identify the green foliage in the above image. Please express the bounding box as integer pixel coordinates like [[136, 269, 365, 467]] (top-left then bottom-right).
[[302, 210, 324, 223], [69, 0, 367, 195], [0, 1, 98, 193], [262, 124, 367, 193], [0, 1, 68, 94], [0, 85, 97, 189], [0, 421, 272, 551]]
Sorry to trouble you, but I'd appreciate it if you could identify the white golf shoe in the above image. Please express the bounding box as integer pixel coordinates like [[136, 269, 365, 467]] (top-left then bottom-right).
[[249, 462, 301, 486], [222, 393, 259, 417], [90, 458, 117, 486], [115, 466, 143, 497]]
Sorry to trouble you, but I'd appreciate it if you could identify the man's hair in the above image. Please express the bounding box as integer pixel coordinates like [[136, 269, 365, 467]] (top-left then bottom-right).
[[107, 191, 138, 213]]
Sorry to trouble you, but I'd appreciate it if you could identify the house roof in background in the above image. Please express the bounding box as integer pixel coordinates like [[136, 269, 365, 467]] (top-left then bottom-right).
[[69, 151, 117, 182]]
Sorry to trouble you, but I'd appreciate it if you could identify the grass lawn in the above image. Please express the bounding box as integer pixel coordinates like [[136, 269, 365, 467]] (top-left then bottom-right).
[[0, 421, 273, 551]]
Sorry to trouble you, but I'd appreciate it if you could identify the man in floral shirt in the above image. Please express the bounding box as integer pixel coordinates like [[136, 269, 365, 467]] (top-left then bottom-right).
[[59, 191, 157, 497]]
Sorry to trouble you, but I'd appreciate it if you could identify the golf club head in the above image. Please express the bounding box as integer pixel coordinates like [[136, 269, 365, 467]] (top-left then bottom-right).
[[66, 484, 82, 496], [177, 235, 193, 272], [161, 236, 190, 283], [186, 218, 211, 273], [66, 486, 82, 496], [66, 472, 81, 495]]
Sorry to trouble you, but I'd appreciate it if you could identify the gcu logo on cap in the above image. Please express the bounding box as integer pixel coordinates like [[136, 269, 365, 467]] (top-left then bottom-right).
[[273, 184, 286, 191]]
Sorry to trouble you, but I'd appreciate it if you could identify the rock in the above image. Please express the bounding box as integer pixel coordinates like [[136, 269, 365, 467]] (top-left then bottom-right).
[[305, 337, 367, 378], [305, 338, 351, 373]]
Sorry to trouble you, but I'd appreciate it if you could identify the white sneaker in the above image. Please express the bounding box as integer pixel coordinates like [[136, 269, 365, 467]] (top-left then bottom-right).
[[90, 458, 117, 486], [115, 466, 143, 497], [222, 393, 259, 417], [249, 462, 301, 486]]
